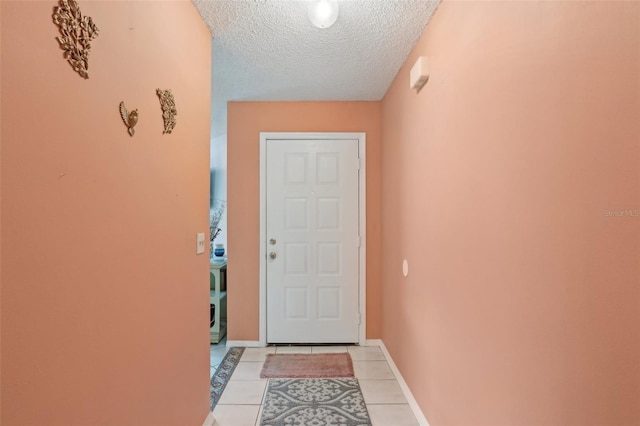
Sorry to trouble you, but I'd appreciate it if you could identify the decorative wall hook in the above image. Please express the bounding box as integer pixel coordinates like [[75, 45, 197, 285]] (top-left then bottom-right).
[[119, 102, 138, 137], [52, 0, 99, 79], [156, 89, 177, 134]]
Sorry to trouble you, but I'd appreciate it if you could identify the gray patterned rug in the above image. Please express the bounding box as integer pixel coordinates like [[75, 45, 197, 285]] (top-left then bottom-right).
[[259, 378, 372, 426], [210, 347, 245, 409]]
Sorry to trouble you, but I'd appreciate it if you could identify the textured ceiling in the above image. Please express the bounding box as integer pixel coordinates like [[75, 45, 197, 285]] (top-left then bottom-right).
[[192, 0, 441, 136]]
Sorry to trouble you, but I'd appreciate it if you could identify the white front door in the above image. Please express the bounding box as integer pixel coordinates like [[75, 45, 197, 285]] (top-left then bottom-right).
[[266, 138, 360, 343]]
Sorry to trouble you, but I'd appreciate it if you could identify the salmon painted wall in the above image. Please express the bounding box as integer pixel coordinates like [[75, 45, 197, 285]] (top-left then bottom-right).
[[381, 1, 639, 424], [227, 102, 382, 340], [1, 2, 211, 425], [0, 3, 4, 421]]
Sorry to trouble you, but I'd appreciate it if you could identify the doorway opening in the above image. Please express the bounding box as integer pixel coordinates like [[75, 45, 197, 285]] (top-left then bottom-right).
[[259, 132, 367, 346]]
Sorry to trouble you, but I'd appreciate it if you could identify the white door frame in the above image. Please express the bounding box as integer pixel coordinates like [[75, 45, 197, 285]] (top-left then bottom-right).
[[259, 132, 366, 346]]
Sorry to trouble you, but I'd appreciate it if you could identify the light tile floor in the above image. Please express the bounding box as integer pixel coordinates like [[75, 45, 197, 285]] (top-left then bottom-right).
[[210, 336, 228, 378], [210, 345, 419, 426]]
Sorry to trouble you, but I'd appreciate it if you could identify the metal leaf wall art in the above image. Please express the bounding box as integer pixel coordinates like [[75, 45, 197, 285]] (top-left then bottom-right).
[[52, 0, 99, 79], [156, 89, 177, 134], [119, 102, 138, 137]]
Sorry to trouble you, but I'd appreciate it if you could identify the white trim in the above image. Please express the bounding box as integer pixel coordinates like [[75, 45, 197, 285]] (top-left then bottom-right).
[[377, 340, 431, 426], [357, 135, 367, 346], [202, 411, 215, 426], [259, 132, 367, 346], [259, 134, 268, 346], [226, 340, 265, 348]]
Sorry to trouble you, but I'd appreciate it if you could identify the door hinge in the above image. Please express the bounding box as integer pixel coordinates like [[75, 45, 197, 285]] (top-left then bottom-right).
[[357, 236, 361, 247], [357, 158, 361, 170]]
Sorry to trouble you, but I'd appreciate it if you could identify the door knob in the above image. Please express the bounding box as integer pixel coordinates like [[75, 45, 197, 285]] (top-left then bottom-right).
[[269, 238, 277, 245], [269, 252, 277, 260]]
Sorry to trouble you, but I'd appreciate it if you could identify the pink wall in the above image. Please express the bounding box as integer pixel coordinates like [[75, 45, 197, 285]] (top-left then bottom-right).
[[0, 4, 4, 421], [381, 1, 639, 424], [1, 2, 212, 425], [227, 102, 382, 340]]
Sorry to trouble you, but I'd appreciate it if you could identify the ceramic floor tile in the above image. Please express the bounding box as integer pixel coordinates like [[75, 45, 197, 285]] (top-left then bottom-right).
[[211, 350, 226, 372], [275, 346, 312, 354], [229, 362, 265, 381], [359, 379, 407, 404], [348, 346, 386, 361], [211, 354, 226, 367], [211, 346, 228, 356], [210, 340, 229, 368], [212, 404, 260, 426], [353, 361, 395, 379], [367, 404, 418, 426], [311, 346, 348, 353], [218, 380, 267, 405], [211, 354, 226, 365], [241, 347, 276, 362], [211, 340, 227, 349]]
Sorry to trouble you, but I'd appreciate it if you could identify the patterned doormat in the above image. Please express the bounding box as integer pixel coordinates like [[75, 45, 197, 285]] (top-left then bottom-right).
[[210, 347, 245, 409], [259, 378, 372, 426]]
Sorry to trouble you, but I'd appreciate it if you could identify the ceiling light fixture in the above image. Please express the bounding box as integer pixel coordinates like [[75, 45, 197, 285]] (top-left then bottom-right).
[[308, 0, 339, 29]]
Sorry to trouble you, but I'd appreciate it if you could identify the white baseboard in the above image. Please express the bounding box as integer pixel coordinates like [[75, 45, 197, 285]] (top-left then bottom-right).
[[226, 340, 265, 347], [202, 411, 215, 426], [365, 339, 430, 426]]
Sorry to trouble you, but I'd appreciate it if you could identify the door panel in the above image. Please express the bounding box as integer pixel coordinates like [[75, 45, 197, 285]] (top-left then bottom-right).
[[266, 139, 359, 343]]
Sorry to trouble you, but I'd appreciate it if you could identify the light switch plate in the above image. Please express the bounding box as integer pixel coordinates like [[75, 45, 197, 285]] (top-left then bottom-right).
[[196, 233, 206, 254]]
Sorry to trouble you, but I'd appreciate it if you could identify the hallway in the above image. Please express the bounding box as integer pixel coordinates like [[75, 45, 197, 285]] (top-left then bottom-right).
[[2, 1, 638, 425]]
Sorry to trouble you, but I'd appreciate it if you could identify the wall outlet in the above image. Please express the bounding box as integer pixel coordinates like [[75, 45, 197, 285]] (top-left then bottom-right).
[[196, 233, 206, 254]]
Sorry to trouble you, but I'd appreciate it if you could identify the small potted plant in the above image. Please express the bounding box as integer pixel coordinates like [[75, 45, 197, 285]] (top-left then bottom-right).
[[209, 200, 226, 258]]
